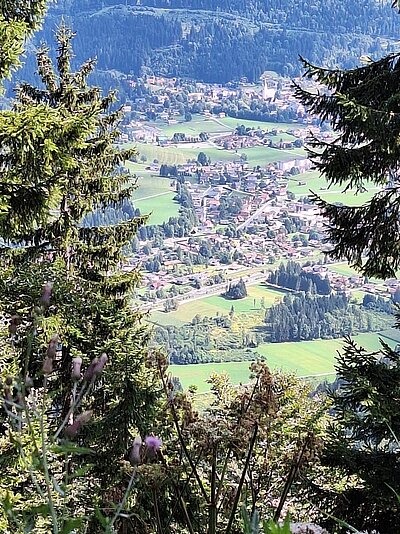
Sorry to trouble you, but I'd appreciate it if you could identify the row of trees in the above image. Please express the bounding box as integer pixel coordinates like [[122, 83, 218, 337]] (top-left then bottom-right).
[[265, 293, 392, 343], [268, 261, 332, 295]]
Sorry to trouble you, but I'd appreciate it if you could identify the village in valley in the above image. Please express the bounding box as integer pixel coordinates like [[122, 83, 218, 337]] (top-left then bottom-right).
[[112, 71, 400, 386]]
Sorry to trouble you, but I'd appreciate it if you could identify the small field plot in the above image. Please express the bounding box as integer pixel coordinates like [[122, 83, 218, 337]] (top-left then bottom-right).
[[288, 172, 380, 206], [169, 361, 254, 393], [169, 332, 396, 392], [218, 117, 306, 131], [287, 171, 326, 196], [241, 146, 306, 167], [128, 168, 181, 224], [254, 333, 396, 377], [153, 117, 232, 137], [150, 285, 286, 326], [134, 193, 180, 225]]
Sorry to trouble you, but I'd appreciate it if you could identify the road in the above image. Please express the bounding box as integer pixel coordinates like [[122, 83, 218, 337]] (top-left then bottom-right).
[[237, 200, 272, 231]]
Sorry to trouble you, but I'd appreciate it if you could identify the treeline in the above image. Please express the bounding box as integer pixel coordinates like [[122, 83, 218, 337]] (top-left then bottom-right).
[[268, 261, 331, 295], [12, 0, 399, 93], [153, 315, 260, 364], [265, 293, 392, 343]]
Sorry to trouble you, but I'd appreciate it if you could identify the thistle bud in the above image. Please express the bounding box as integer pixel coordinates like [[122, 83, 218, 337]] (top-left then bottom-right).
[[93, 353, 108, 377], [64, 420, 80, 439], [75, 410, 92, 425], [145, 435, 162, 460], [46, 334, 59, 359], [42, 356, 53, 375], [25, 374, 34, 390], [41, 282, 53, 307], [129, 436, 142, 466], [64, 410, 92, 439], [83, 357, 98, 382], [71, 357, 82, 381], [9, 315, 21, 335]]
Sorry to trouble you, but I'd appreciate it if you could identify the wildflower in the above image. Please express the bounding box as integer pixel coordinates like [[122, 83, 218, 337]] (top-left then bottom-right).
[[41, 281, 53, 307], [9, 315, 21, 335], [42, 356, 53, 375], [43, 335, 59, 375], [64, 410, 92, 439], [71, 357, 82, 381], [83, 357, 98, 382], [129, 436, 142, 466], [47, 334, 59, 359], [93, 353, 108, 377], [145, 435, 162, 459]]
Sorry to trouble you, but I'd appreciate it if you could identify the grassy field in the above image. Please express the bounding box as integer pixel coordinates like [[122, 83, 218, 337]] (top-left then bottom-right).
[[150, 285, 286, 326], [169, 332, 397, 392], [218, 117, 305, 131], [127, 163, 181, 224], [240, 146, 306, 166], [134, 193, 180, 225], [150, 117, 232, 137], [287, 171, 379, 206]]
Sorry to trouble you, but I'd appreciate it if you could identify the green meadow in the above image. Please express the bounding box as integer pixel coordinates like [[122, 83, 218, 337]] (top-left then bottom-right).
[[169, 332, 398, 392], [287, 171, 379, 206], [127, 163, 181, 224], [150, 285, 286, 326]]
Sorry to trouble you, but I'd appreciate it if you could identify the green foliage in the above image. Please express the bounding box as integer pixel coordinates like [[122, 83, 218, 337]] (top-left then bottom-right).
[[30, 0, 400, 88], [295, 48, 400, 278], [143, 359, 328, 533], [0, 22, 160, 532], [0, 0, 49, 82]]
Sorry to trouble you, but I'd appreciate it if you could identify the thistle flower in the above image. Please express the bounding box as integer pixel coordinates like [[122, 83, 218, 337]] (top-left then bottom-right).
[[42, 356, 53, 375], [145, 435, 162, 459], [64, 410, 92, 439], [145, 436, 162, 450], [9, 315, 21, 335], [83, 357, 98, 382], [46, 334, 59, 359], [41, 281, 53, 307], [71, 357, 82, 381], [93, 353, 108, 377], [129, 436, 142, 466]]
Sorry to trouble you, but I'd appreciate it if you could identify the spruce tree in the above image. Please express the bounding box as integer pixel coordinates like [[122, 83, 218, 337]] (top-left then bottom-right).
[[0, 22, 159, 526], [295, 3, 400, 530], [294, 49, 400, 279], [0, 0, 48, 82]]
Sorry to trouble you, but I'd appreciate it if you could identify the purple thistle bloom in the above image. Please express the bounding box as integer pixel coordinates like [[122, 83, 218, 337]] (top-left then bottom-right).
[[145, 435, 162, 452]]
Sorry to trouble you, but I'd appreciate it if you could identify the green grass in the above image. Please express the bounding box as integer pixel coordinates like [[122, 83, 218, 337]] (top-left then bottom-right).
[[134, 193, 180, 224], [240, 146, 306, 166], [218, 117, 305, 131], [127, 163, 181, 224], [151, 117, 232, 137], [150, 286, 286, 325], [287, 171, 379, 205], [170, 333, 397, 392], [169, 361, 256, 393]]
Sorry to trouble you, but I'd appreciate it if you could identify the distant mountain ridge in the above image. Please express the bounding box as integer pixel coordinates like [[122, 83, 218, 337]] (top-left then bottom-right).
[[13, 0, 400, 89]]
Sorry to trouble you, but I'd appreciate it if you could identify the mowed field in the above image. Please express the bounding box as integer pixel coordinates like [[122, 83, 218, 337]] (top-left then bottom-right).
[[170, 332, 398, 392], [287, 171, 379, 206], [150, 285, 286, 326], [127, 162, 180, 224]]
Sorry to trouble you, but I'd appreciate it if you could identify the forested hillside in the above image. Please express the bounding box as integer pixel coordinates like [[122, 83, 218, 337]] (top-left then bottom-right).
[[11, 0, 400, 91]]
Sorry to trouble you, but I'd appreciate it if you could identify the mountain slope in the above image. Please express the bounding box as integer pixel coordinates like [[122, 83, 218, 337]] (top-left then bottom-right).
[[13, 1, 400, 88]]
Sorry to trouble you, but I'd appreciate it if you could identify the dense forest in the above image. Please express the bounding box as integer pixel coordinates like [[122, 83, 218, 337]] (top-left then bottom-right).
[[265, 292, 393, 343], [9, 0, 400, 94]]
